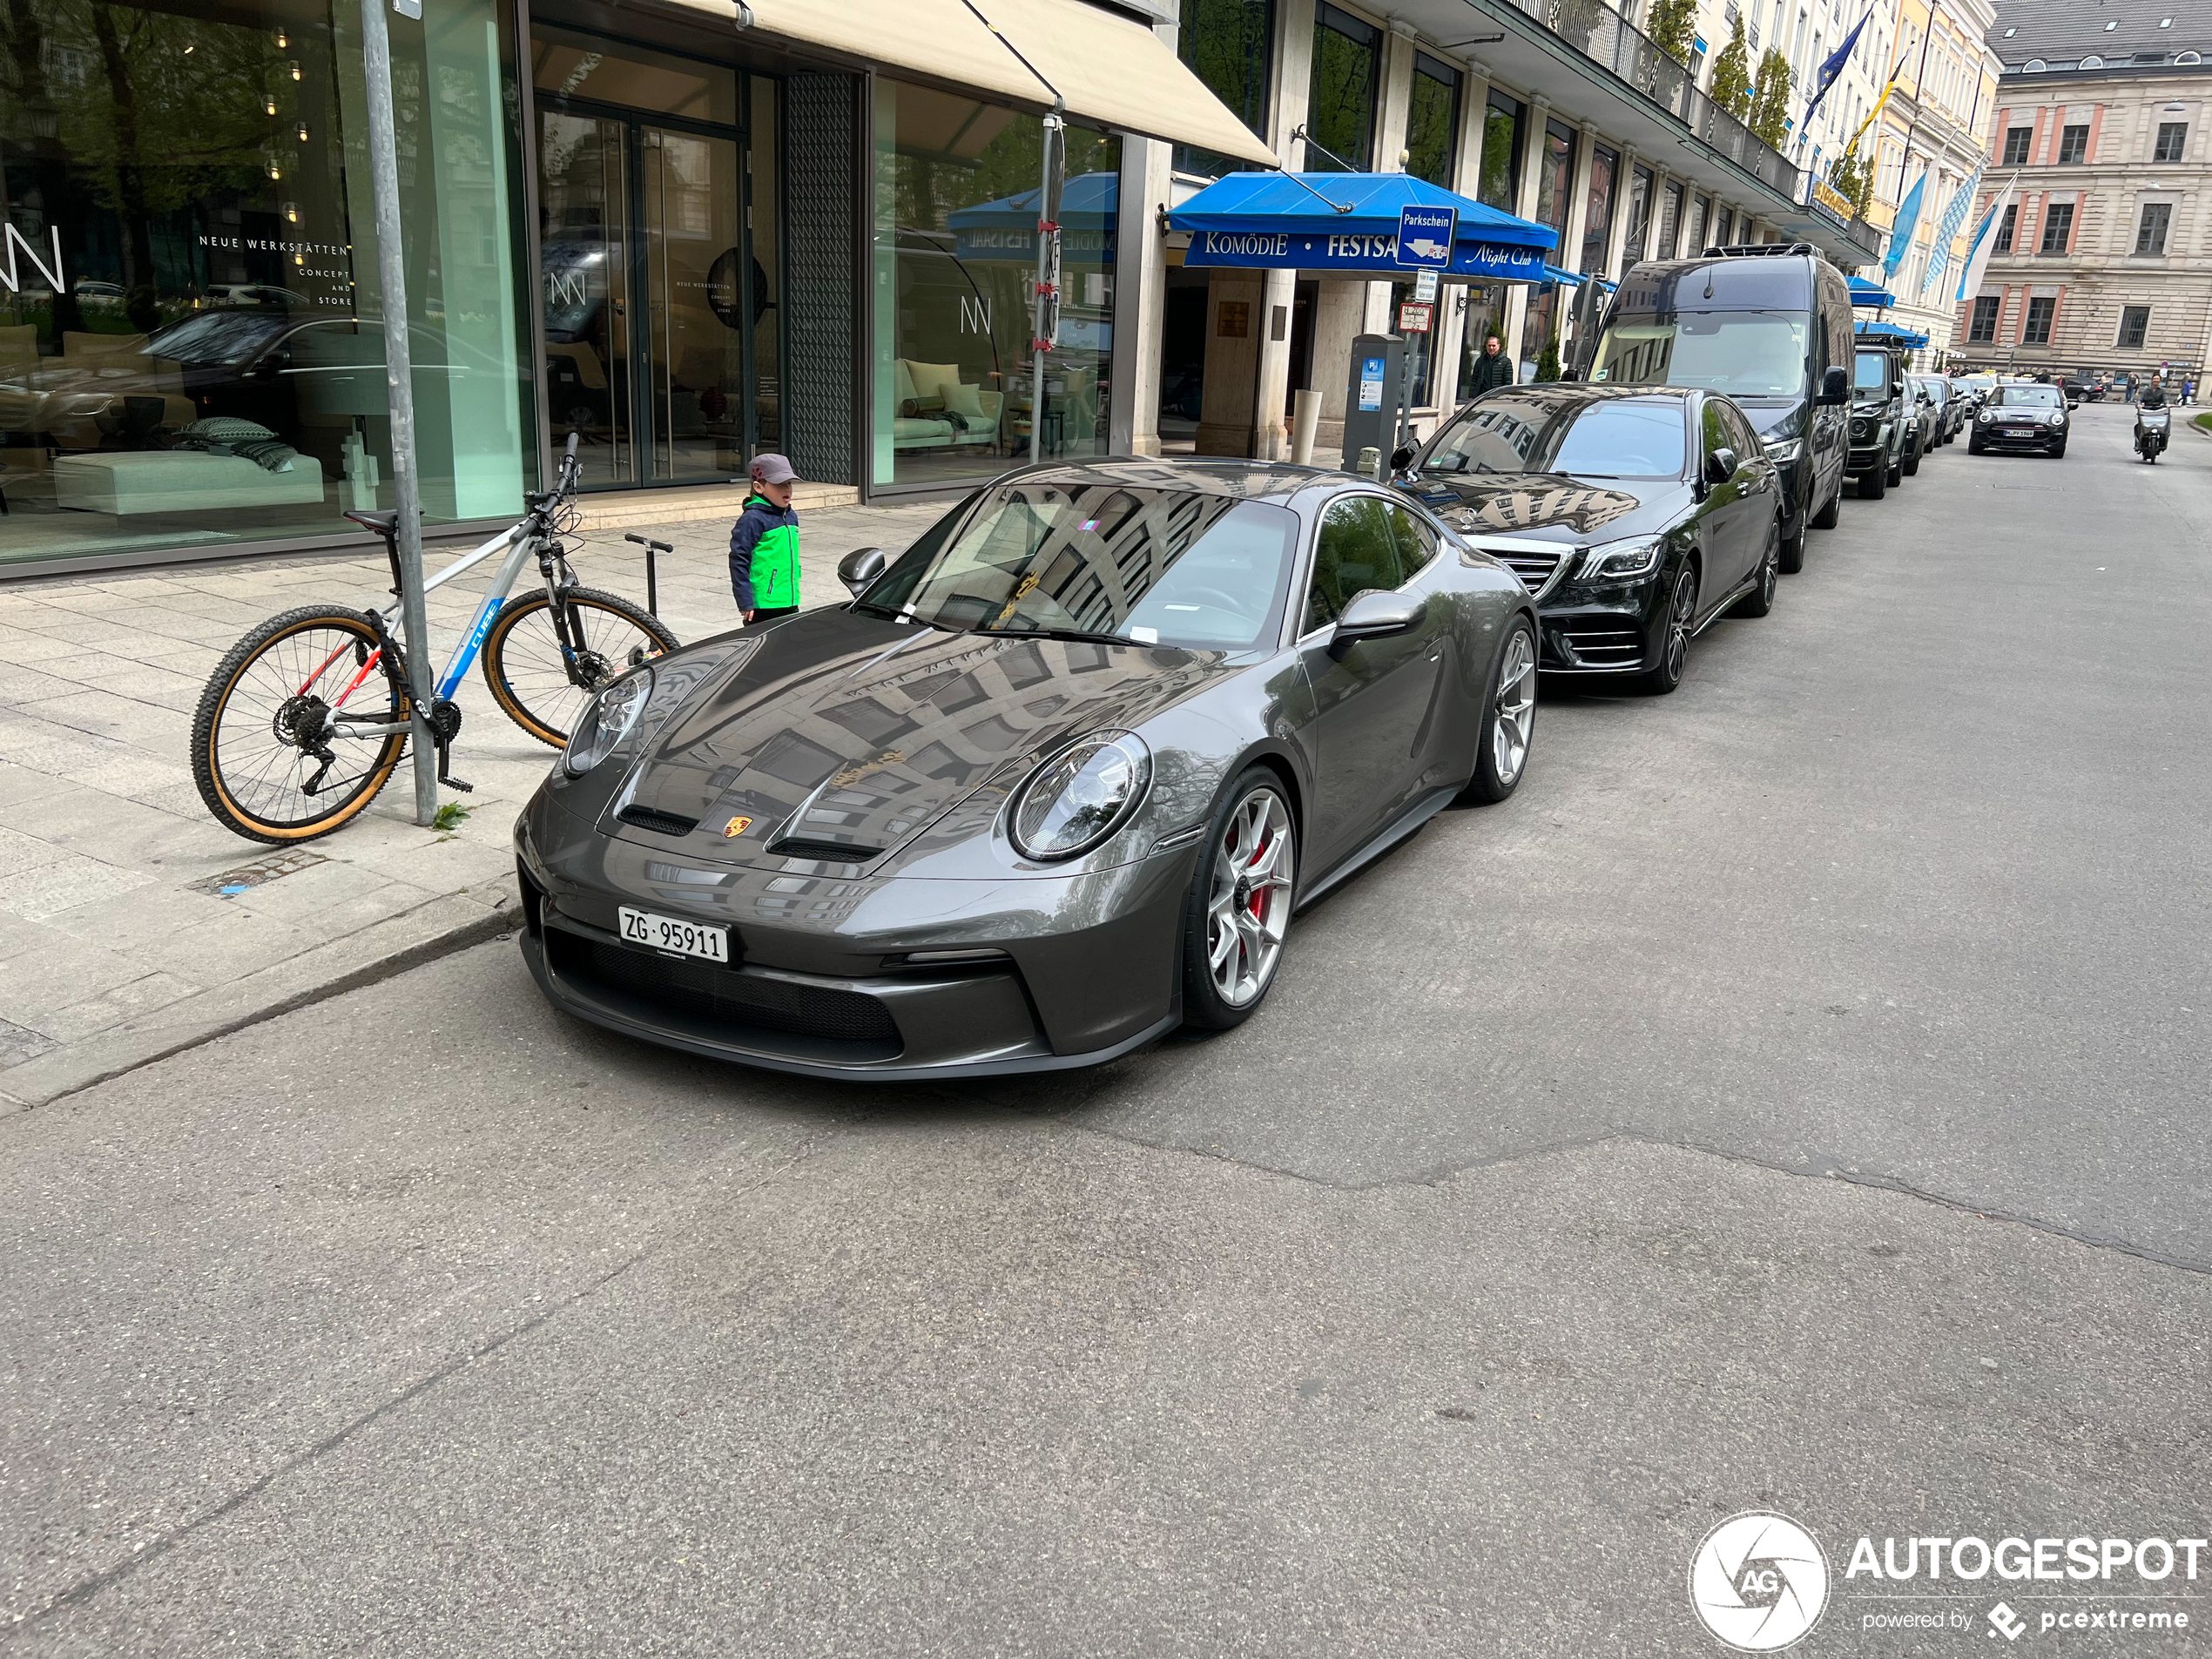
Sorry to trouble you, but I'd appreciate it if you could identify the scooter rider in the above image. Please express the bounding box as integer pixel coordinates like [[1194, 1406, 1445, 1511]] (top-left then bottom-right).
[[2138, 375, 2168, 410], [2135, 375, 2170, 460]]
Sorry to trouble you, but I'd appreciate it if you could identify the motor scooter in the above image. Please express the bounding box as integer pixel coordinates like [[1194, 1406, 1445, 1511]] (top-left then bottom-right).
[[2135, 407, 2169, 463]]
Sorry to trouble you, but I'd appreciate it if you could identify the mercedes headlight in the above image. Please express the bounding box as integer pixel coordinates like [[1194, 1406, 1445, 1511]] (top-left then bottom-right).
[[562, 668, 652, 776], [1579, 535, 1664, 581], [1851, 418, 1872, 440], [1763, 437, 1804, 463], [1009, 732, 1151, 860]]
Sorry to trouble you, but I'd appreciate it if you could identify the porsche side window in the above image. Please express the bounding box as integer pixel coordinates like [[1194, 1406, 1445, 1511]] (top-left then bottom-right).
[[1385, 504, 1440, 581], [1305, 497, 1403, 632]]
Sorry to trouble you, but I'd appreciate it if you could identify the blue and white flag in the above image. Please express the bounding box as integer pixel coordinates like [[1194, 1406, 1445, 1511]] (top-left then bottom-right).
[[1804, 11, 1871, 130], [1952, 172, 2020, 306], [1918, 164, 1985, 300], [1882, 169, 1927, 280]]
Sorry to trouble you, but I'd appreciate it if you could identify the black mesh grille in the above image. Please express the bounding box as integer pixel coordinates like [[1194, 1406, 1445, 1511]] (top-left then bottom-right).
[[617, 806, 699, 837], [785, 74, 857, 485], [546, 930, 900, 1055]]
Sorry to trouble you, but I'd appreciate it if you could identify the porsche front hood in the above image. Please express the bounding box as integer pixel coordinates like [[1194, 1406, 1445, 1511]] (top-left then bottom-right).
[[610, 609, 1230, 868]]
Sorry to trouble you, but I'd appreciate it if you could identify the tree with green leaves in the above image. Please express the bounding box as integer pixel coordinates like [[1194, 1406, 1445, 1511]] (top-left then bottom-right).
[[1710, 15, 1754, 118], [1535, 328, 1561, 383], [1644, 0, 1699, 71], [1748, 49, 1795, 146], [1829, 147, 1874, 216]]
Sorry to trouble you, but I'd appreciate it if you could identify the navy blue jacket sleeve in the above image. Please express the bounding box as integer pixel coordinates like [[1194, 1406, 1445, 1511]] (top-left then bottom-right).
[[729, 509, 764, 611]]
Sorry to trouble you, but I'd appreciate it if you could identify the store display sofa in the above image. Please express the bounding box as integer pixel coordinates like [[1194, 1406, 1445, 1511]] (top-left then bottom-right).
[[892, 358, 1001, 452]]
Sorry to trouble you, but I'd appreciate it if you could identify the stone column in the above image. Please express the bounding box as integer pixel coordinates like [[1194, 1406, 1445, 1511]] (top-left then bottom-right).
[[1110, 134, 1175, 455], [1506, 97, 1552, 366]]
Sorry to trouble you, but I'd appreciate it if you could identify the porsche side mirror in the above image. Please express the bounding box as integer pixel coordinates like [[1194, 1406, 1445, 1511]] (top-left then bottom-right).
[[1389, 443, 1418, 475], [838, 546, 887, 599], [1704, 447, 1737, 486], [1330, 589, 1424, 651]]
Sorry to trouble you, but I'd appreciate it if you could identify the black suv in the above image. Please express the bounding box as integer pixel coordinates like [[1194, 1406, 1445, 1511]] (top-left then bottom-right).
[[1845, 342, 1912, 500]]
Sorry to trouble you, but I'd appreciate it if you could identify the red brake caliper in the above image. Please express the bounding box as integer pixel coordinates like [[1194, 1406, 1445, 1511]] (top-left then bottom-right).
[[1247, 826, 1269, 920]]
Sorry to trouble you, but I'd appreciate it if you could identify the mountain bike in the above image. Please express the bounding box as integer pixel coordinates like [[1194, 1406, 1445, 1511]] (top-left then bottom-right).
[[191, 435, 678, 844]]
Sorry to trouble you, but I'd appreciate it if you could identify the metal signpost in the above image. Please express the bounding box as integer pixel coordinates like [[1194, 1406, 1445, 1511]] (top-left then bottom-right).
[[359, 0, 437, 824], [1028, 109, 1064, 466]]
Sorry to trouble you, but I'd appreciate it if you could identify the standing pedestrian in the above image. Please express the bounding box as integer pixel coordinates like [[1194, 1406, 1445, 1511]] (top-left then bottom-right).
[[1468, 332, 1515, 397], [730, 454, 801, 625], [2124, 373, 2136, 405]]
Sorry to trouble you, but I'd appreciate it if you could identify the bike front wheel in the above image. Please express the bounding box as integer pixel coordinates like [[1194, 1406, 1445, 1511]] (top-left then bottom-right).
[[480, 586, 679, 747], [192, 606, 410, 844]]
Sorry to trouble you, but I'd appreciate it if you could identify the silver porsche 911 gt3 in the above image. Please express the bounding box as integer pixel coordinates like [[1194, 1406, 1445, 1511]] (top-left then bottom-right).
[[514, 460, 1538, 1080]]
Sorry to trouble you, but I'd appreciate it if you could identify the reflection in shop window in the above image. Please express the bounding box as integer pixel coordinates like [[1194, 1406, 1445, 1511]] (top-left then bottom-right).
[[870, 80, 1119, 490], [0, 0, 529, 570]]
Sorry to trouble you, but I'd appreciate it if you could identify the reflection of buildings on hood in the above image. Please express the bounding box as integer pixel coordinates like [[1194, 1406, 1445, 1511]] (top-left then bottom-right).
[[1453, 482, 1640, 535]]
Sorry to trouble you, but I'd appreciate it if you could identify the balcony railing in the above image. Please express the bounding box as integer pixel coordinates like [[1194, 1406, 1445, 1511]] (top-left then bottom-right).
[[1483, 0, 1803, 197]]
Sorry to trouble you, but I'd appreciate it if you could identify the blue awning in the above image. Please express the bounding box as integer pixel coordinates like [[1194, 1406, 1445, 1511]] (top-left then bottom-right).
[[1848, 276, 1895, 307], [1856, 319, 1929, 347], [1170, 172, 1560, 281], [948, 172, 1120, 265]]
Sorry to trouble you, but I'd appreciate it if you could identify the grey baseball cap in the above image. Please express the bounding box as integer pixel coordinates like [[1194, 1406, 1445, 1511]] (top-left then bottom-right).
[[749, 452, 798, 485]]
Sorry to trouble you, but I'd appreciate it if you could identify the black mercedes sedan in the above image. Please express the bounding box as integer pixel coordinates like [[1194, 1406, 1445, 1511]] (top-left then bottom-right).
[[515, 461, 1538, 1081], [1392, 385, 1785, 692]]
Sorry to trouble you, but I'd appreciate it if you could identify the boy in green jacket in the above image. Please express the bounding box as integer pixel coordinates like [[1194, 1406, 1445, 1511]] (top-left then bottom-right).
[[729, 453, 800, 624]]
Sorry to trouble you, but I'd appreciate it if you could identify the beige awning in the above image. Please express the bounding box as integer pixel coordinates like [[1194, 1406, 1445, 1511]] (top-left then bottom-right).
[[725, 0, 1279, 166]]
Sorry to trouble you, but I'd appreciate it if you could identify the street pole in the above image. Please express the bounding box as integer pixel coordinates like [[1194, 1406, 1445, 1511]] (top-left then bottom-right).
[[1028, 106, 1063, 467], [360, 0, 439, 826]]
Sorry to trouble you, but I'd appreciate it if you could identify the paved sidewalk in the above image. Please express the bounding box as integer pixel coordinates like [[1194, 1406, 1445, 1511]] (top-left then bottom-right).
[[0, 498, 948, 1112]]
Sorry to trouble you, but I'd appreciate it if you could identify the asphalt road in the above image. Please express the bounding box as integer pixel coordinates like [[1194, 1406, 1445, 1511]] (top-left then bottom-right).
[[4, 402, 2208, 1656]]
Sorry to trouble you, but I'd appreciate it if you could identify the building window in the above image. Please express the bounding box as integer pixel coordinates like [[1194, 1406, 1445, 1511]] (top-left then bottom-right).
[[2037, 201, 2074, 253], [2058, 123, 2089, 163], [2001, 125, 2033, 165], [2134, 201, 2172, 254], [1658, 179, 1684, 258], [1581, 145, 1618, 274], [1405, 51, 1461, 186], [1968, 294, 2000, 341], [1994, 203, 2017, 251], [1716, 207, 1734, 246], [1689, 193, 1711, 253], [870, 82, 1119, 489], [2116, 305, 2150, 347], [2020, 295, 2055, 344], [1305, 3, 1381, 172], [1478, 91, 1525, 212], [1625, 164, 1656, 263], [2154, 121, 2188, 160], [1174, 0, 1276, 177], [1535, 119, 1577, 236], [0, 0, 533, 571]]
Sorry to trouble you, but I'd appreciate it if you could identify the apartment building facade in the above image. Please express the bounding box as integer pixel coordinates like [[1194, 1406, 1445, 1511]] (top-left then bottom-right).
[[1952, 0, 2210, 383]]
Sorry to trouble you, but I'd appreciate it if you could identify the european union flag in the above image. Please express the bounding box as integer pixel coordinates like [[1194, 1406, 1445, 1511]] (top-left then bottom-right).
[[1804, 11, 1870, 129]]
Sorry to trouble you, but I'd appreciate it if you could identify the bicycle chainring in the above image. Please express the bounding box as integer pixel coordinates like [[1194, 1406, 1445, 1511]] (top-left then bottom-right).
[[429, 698, 463, 744]]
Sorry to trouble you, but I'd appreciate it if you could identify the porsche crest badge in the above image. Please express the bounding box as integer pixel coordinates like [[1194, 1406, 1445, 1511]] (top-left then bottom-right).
[[722, 814, 753, 839]]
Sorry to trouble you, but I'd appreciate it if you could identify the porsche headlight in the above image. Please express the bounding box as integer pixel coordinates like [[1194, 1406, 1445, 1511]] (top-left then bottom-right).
[[1009, 732, 1151, 861], [1579, 535, 1664, 581], [562, 668, 652, 776]]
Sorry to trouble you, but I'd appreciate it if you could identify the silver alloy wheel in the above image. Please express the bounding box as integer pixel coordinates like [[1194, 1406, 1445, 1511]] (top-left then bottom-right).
[[1492, 627, 1535, 786], [1662, 570, 1696, 678], [1206, 786, 1295, 1008]]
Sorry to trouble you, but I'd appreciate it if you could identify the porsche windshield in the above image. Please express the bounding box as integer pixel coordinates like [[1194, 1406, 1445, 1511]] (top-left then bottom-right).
[[1421, 394, 1688, 479], [1589, 310, 1809, 396], [861, 484, 1300, 651]]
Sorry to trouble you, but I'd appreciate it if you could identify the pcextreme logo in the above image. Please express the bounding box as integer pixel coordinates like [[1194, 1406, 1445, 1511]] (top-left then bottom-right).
[[1690, 1512, 1831, 1651]]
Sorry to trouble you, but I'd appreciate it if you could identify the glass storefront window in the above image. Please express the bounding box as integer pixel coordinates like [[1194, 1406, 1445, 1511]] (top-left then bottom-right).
[[1535, 120, 1575, 237], [870, 80, 1118, 491], [1305, 3, 1379, 172], [1454, 280, 1505, 401], [0, 0, 531, 569], [1581, 145, 1616, 274], [1624, 164, 1654, 264]]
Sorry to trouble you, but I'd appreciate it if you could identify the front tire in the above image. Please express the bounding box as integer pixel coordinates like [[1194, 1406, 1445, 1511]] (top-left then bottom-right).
[[1460, 617, 1536, 805], [1859, 463, 1887, 499], [482, 587, 679, 746], [1886, 448, 1904, 487], [1180, 769, 1298, 1031], [1636, 564, 1697, 696], [1810, 482, 1840, 532], [1904, 435, 1922, 475]]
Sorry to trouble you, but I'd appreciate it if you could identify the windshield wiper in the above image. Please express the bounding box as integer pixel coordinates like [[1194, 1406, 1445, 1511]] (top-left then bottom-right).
[[973, 624, 1133, 649]]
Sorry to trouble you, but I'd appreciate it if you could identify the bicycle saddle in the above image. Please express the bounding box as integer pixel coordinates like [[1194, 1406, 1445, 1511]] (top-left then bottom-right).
[[342, 509, 401, 536]]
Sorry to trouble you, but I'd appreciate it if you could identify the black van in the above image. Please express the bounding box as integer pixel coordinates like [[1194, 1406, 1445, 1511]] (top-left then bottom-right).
[[1581, 243, 1852, 572]]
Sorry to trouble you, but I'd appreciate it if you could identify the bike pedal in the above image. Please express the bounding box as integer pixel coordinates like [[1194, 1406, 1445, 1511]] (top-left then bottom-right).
[[439, 774, 475, 793]]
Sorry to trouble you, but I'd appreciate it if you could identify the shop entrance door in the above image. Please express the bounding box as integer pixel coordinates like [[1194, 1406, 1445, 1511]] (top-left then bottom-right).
[[532, 30, 777, 491]]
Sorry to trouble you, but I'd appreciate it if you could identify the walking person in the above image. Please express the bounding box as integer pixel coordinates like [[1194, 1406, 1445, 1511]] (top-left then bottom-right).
[[1468, 332, 1515, 396], [730, 454, 801, 625]]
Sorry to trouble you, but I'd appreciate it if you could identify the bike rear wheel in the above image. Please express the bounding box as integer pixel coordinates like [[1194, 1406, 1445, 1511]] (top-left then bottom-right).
[[192, 607, 410, 844], [480, 586, 679, 747]]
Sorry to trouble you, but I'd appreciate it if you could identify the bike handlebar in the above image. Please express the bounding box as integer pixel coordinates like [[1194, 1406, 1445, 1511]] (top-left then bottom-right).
[[624, 533, 675, 554]]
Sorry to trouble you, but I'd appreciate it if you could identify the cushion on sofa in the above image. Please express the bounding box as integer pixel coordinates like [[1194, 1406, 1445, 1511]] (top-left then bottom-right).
[[942, 382, 986, 419], [905, 361, 965, 403]]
